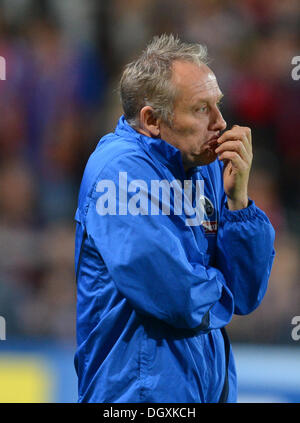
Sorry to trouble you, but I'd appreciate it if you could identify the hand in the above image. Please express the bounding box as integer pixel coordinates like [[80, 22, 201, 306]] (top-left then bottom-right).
[[215, 125, 253, 210]]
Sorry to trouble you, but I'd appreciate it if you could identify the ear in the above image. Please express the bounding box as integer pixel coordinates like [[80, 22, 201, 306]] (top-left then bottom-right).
[[138, 106, 160, 137]]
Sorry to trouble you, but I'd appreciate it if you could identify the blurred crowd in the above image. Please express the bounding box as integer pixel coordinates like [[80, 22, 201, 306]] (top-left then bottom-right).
[[0, 0, 299, 345]]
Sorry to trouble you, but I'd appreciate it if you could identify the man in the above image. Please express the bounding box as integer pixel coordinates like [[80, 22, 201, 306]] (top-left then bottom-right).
[[74, 34, 275, 403]]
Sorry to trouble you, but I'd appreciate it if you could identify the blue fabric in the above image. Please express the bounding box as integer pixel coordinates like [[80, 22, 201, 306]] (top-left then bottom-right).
[[74, 116, 275, 403]]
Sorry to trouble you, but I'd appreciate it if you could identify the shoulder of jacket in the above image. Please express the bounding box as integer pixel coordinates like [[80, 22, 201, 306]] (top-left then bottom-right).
[[78, 134, 153, 208], [91, 133, 150, 174]]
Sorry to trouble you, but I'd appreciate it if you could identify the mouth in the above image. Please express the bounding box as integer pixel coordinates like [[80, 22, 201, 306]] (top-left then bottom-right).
[[207, 134, 219, 145], [205, 136, 219, 152]]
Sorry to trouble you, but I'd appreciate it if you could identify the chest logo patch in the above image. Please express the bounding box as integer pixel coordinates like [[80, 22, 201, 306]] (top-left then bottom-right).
[[201, 196, 217, 234]]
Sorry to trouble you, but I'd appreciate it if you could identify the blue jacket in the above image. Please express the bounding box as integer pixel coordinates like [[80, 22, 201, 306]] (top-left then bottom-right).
[[74, 116, 275, 403]]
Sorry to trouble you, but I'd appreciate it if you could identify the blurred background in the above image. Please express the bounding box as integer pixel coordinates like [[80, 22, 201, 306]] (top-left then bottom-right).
[[0, 0, 299, 403]]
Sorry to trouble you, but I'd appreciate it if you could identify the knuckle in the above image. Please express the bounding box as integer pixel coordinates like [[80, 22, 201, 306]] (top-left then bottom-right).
[[237, 141, 243, 151]]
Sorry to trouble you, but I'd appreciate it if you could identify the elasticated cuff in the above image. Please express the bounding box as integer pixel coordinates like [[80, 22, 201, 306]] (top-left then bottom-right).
[[222, 199, 257, 223]]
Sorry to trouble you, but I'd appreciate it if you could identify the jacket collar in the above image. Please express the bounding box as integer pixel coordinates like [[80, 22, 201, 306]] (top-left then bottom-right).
[[115, 116, 187, 180]]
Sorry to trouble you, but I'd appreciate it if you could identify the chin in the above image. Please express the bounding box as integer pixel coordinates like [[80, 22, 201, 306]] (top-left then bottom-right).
[[194, 150, 218, 166], [184, 148, 218, 170]]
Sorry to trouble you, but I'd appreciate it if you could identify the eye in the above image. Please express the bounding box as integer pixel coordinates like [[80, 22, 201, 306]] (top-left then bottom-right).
[[216, 99, 223, 110], [195, 104, 208, 113]]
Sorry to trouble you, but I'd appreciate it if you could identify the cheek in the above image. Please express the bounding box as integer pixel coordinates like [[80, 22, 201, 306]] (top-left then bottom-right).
[[173, 117, 205, 138], [184, 123, 207, 147], [161, 115, 207, 152]]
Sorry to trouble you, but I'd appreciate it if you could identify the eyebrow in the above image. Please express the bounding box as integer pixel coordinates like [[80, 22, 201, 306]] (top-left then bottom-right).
[[192, 93, 224, 105], [205, 93, 224, 102]]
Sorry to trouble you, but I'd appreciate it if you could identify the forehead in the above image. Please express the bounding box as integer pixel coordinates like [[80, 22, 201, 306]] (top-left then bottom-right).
[[171, 60, 222, 102]]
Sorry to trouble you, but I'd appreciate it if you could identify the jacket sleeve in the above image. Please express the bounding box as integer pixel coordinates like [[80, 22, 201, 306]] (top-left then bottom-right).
[[216, 196, 275, 315], [84, 152, 235, 332]]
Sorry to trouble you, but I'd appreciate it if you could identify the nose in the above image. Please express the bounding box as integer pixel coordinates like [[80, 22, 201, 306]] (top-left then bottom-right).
[[209, 107, 227, 132]]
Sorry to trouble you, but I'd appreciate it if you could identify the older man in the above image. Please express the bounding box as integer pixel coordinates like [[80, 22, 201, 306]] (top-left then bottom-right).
[[74, 34, 275, 403]]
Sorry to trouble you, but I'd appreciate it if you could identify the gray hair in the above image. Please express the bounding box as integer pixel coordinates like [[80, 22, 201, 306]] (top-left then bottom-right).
[[119, 34, 209, 128]]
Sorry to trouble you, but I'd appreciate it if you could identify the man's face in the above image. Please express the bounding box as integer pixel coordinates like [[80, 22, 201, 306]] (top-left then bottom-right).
[[159, 60, 227, 170]]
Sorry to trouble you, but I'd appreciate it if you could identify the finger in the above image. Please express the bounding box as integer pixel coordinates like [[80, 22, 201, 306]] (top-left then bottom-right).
[[217, 132, 252, 156], [215, 140, 252, 163], [217, 151, 248, 170], [218, 126, 252, 146], [218, 130, 247, 144], [244, 126, 252, 145]]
